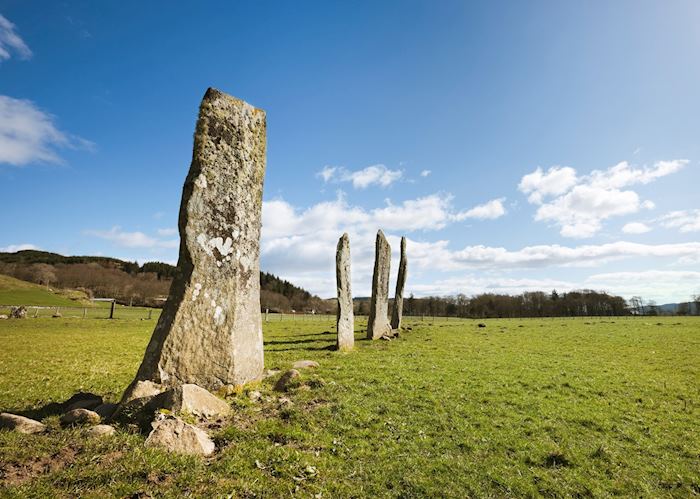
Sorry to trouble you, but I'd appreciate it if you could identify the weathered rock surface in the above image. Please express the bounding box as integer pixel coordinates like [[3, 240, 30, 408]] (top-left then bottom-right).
[[123, 380, 164, 404], [390, 236, 407, 330], [0, 314, 8, 320], [145, 416, 215, 456], [123, 88, 266, 399], [85, 424, 116, 437], [367, 230, 392, 340], [163, 384, 231, 419], [0, 413, 46, 434], [335, 233, 354, 351], [274, 369, 300, 392], [292, 360, 319, 369], [60, 408, 101, 426]]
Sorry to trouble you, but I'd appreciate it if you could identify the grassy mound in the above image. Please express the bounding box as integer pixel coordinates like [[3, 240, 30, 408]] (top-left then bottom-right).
[[0, 275, 90, 308]]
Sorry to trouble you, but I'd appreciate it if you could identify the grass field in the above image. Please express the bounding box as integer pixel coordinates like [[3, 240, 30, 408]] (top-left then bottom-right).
[[0, 275, 87, 309], [0, 316, 698, 497]]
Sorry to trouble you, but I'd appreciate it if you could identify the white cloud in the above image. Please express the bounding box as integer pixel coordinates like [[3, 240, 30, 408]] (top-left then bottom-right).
[[0, 243, 39, 252], [157, 228, 178, 237], [658, 210, 700, 233], [519, 160, 689, 238], [86, 227, 178, 249], [453, 198, 506, 221], [409, 240, 700, 272], [409, 276, 577, 297], [622, 222, 651, 234], [586, 271, 700, 303], [0, 95, 94, 166], [317, 164, 403, 189], [518, 166, 578, 204], [420, 169, 431, 177], [0, 14, 31, 62]]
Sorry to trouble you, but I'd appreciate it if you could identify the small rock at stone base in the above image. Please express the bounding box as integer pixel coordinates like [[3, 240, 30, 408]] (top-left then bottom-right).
[[0, 413, 46, 434], [292, 360, 319, 369], [248, 390, 262, 402], [274, 369, 300, 392], [60, 408, 101, 426], [85, 424, 116, 437], [262, 369, 281, 379], [144, 416, 215, 456], [164, 384, 231, 419], [478, 323, 486, 328]]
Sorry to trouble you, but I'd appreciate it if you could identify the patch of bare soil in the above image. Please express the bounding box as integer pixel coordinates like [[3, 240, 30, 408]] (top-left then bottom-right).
[[0, 445, 81, 486]]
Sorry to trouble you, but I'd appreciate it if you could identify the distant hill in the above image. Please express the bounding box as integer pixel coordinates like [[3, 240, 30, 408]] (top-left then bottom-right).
[[0, 250, 331, 313]]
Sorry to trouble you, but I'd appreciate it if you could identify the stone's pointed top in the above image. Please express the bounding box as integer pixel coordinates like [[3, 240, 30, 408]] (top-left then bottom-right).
[[202, 87, 265, 114], [401, 236, 406, 250], [377, 229, 387, 240]]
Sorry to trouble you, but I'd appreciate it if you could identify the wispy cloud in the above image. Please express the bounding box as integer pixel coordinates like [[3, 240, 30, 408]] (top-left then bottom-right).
[[86, 226, 178, 249], [0, 14, 31, 62], [453, 198, 506, 221], [317, 164, 403, 189], [0, 95, 95, 166], [420, 169, 431, 177]]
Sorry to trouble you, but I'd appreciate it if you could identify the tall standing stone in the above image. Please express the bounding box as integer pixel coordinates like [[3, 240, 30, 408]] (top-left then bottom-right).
[[335, 233, 354, 351], [123, 88, 266, 398], [390, 237, 407, 330], [367, 230, 391, 339]]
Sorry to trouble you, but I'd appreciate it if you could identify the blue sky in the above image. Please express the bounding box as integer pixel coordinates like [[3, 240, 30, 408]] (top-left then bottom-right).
[[1, 1, 699, 303]]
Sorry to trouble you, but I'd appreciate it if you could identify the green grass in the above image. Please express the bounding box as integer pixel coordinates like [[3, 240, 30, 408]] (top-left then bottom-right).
[[0, 316, 698, 497], [0, 275, 85, 308]]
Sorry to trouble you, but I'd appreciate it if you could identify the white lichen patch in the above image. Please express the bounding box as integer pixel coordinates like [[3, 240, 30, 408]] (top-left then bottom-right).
[[196, 234, 234, 261], [194, 174, 208, 189], [213, 305, 225, 325], [192, 283, 203, 301]]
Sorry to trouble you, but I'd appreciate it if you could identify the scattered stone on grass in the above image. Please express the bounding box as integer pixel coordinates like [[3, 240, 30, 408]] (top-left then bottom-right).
[[263, 369, 281, 379], [0, 314, 8, 319], [274, 369, 300, 392], [0, 413, 46, 434], [248, 390, 262, 402], [85, 424, 116, 437], [144, 416, 215, 456], [60, 408, 101, 426], [163, 384, 231, 419], [10, 306, 27, 319], [478, 323, 487, 328], [292, 360, 319, 369]]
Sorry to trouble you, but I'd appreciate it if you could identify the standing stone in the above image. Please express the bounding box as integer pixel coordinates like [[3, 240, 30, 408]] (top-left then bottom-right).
[[367, 230, 391, 340], [123, 88, 266, 399], [390, 237, 407, 330], [335, 233, 354, 351]]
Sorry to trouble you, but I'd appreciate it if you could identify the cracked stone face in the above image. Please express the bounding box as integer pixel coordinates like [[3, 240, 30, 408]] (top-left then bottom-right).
[[391, 237, 407, 330], [123, 88, 266, 396], [367, 230, 391, 340], [336, 233, 354, 351]]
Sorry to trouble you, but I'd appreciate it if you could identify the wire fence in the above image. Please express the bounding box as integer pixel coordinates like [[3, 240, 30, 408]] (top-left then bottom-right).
[[0, 304, 158, 320]]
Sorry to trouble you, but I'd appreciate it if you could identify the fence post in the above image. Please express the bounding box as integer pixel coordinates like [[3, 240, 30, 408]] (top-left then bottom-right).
[[109, 300, 116, 319], [148, 309, 152, 320], [83, 308, 87, 319], [33, 307, 38, 318]]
